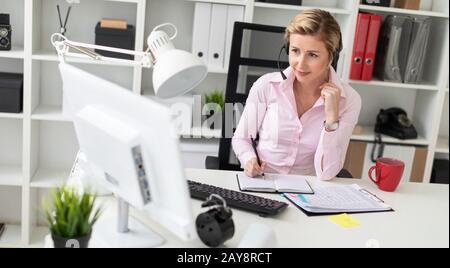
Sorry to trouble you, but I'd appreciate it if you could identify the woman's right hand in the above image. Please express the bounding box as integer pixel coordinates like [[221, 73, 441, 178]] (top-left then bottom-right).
[[244, 158, 266, 178]]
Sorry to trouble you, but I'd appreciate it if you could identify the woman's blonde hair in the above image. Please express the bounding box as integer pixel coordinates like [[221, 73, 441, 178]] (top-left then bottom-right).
[[285, 9, 342, 60]]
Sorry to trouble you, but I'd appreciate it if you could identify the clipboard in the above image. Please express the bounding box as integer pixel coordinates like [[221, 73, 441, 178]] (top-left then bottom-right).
[[282, 186, 395, 217], [284, 195, 395, 217]]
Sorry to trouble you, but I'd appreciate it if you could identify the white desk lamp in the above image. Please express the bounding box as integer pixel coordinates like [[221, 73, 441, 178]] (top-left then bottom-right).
[[51, 23, 207, 201], [51, 23, 207, 98]]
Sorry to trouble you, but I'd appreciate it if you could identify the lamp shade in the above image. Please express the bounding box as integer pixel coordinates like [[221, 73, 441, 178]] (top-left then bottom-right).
[[148, 26, 207, 99], [153, 49, 207, 99]]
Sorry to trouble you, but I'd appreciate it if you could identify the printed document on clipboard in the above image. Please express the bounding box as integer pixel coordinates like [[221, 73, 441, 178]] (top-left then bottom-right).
[[283, 184, 393, 216]]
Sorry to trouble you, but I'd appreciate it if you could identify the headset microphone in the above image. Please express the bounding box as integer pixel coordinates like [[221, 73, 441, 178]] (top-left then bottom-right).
[[278, 45, 287, 80]]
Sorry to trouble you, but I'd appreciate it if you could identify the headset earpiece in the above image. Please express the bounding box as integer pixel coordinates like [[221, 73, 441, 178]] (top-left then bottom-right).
[[331, 51, 340, 70], [284, 42, 289, 55], [278, 44, 288, 80]]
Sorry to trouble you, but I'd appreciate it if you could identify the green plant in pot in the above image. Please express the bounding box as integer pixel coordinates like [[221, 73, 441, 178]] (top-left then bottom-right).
[[203, 89, 224, 130], [43, 185, 102, 248]]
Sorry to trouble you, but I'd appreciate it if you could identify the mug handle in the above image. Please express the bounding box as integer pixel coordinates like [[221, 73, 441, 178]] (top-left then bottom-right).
[[368, 166, 378, 184]]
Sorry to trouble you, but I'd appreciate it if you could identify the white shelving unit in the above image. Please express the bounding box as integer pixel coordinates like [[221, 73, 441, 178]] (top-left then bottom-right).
[[435, 137, 449, 154], [0, 0, 147, 248], [434, 87, 449, 157], [349, 79, 440, 91], [351, 125, 429, 146], [359, 4, 449, 18], [254, 2, 351, 14], [0, 0, 448, 247], [0, 46, 25, 59]]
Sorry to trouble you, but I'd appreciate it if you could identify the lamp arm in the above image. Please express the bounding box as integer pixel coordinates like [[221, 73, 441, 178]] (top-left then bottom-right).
[[51, 33, 154, 68]]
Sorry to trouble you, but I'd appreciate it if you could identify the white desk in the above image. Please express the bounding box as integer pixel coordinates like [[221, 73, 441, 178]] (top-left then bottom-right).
[[45, 168, 449, 248], [132, 168, 449, 248]]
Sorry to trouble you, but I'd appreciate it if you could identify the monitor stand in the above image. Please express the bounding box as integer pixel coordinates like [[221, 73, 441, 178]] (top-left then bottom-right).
[[94, 198, 165, 248]]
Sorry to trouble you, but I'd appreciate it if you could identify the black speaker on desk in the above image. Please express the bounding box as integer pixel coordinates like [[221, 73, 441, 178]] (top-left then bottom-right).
[[0, 72, 23, 113], [95, 22, 135, 60]]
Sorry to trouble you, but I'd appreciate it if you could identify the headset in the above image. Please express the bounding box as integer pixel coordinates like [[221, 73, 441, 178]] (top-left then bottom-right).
[[278, 38, 342, 80]]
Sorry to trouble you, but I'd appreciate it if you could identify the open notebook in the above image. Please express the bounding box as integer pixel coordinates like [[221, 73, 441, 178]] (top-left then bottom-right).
[[236, 173, 314, 194], [283, 184, 393, 216]]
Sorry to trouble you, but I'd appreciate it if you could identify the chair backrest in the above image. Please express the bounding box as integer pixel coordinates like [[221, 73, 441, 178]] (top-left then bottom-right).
[[218, 22, 288, 171]]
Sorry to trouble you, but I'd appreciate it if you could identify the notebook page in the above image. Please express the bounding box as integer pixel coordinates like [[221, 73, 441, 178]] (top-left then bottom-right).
[[237, 173, 275, 190], [299, 184, 390, 210], [268, 174, 313, 193]]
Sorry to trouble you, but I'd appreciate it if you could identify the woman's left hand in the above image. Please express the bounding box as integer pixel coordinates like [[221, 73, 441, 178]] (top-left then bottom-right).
[[320, 83, 341, 124]]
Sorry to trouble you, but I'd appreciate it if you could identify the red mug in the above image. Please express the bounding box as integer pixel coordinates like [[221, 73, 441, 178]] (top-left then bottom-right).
[[368, 158, 405, 192]]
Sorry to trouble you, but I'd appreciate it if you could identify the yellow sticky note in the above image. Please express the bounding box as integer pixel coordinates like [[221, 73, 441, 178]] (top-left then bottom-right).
[[329, 214, 361, 229]]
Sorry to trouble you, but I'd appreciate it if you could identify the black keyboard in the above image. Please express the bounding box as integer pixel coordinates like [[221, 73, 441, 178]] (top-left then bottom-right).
[[188, 180, 288, 217]]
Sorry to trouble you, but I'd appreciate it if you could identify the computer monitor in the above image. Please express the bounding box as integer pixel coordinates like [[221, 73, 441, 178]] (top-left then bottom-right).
[[58, 62, 197, 247]]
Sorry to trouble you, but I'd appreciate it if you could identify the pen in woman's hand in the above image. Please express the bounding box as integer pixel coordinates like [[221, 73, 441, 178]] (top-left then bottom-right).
[[250, 136, 261, 165], [250, 136, 265, 176]]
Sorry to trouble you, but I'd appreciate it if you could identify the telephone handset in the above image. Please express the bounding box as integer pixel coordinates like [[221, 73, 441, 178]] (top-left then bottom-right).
[[371, 108, 418, 162], [375, 107, 418, 140]]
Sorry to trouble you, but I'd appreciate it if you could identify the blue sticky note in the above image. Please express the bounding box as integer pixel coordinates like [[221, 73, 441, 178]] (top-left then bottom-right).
[[298, 194, 308, 203]]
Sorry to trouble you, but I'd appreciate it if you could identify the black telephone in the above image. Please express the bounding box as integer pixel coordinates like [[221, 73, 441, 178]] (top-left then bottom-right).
[[374, 107, 418, 140]]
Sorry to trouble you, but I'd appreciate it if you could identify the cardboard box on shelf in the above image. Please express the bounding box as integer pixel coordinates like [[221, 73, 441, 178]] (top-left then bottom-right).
[[395, 0, 421, 10]]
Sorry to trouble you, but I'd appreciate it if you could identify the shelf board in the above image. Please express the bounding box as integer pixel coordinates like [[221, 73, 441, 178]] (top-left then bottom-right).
[[30, 168, 69, 189], [32, 51, 135, 67], [104, 0, 143, 3], [208, 66, 228, 74], [0, 46, 25, 59], [349, 79, 439, 91], [435, 137, 449, 154], [0, 112, 23, 119], [254, 2, 351, 14], [0, 165, 23, 187], [180, 127, 222, 139], [187, 0, 247, 6], [179, 138, 220, 154], [351, 125, 429, 146], [31, 105, 71, 122], [359, 4, 449, 18], [0, 224, 22, 248]]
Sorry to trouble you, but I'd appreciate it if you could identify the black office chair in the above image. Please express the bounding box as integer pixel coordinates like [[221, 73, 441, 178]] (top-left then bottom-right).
[[205, 22, 352, 179]]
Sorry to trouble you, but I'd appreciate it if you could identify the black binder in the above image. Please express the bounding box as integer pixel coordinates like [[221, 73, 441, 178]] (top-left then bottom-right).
[[375, 15, 413, 83]]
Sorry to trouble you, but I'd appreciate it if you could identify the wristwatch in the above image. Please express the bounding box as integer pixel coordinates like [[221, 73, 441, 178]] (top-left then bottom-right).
[[324, 120, 339, 132]]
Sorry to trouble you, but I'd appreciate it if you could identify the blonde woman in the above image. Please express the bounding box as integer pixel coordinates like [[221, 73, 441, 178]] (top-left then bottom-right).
[[232, 9, 361, 180]]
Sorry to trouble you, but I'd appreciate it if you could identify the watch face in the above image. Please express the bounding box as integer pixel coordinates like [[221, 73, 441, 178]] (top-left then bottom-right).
[[325, 121, 339, 131]]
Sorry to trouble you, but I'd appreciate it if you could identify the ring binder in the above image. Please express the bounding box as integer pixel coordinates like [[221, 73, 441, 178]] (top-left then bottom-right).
[[375, 15, 413, 83], [404, 17, 432, 84]]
